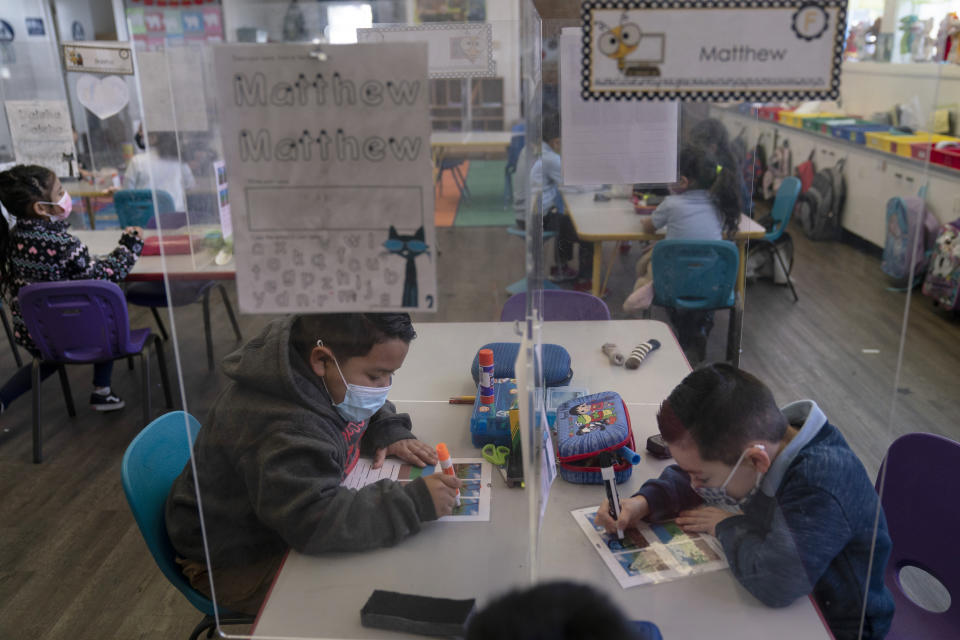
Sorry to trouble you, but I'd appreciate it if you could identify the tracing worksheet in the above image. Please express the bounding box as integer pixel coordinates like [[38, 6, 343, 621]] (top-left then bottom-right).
[[213, 43, 437, 313], [572, 507, 728, 589], [343, 457, 492, 522]]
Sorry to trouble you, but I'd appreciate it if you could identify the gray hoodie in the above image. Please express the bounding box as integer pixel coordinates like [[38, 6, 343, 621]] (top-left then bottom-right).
[[164, 316, 436, 570]]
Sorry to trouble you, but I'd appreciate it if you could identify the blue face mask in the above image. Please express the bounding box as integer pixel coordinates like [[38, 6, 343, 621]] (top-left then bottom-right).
[[319, 340, 391, 424], [693, 445, 765, 513]]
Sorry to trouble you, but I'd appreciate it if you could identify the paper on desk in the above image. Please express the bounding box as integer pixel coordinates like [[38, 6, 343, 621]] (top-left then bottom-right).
[[572, 506, 727, 589], [342, 457, 492, 522], [559, 28, 678, 186]]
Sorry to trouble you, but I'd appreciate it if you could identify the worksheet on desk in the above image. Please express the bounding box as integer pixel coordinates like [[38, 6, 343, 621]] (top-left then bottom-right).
[[572, 507, 727, 589], [342, 457, 492, 522], [559, 28, 678, 186]]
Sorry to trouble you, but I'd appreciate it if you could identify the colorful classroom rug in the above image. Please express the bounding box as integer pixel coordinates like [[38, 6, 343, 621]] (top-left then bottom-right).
[[452, 160, 515, 228], [434, 161, 465, 228]]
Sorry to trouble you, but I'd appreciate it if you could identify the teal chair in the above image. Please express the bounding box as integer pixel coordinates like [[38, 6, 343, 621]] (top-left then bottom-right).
[[755, 176, 801, 302], [649, 239, 739, 361], [121, 412, 254, 640], [113, 189, 176, 228]]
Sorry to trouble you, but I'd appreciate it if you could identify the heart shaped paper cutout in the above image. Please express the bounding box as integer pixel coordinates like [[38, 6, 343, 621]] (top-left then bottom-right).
[[76, 74, 130, 120]]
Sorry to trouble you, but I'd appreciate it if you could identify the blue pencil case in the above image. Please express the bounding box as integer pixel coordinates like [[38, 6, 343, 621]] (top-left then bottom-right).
[[470, 342, 573, 388], [555, 391, 636, 484]]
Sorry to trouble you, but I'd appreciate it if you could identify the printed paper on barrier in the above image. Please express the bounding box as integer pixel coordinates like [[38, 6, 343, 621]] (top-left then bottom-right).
[[213, 44, 436, 313]]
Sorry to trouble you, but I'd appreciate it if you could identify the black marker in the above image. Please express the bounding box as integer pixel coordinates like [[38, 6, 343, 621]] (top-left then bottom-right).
[[599, 452, 623, 539]]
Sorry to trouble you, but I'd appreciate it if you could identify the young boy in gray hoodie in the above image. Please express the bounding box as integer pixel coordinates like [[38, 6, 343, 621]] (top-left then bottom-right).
[[165, 313, 461, 614]]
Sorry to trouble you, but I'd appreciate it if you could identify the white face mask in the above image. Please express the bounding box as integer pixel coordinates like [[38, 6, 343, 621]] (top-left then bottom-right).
[[693, 445, 765, 513], [38, 191, 72, 221], [318, 339, 391, 424]]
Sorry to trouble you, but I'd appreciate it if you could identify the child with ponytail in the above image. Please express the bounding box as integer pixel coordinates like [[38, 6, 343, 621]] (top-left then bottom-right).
[[623, 145, 741, 358], [0, 164, 144, 412]]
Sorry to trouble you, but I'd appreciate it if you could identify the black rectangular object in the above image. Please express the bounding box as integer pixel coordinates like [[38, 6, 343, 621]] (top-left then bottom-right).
[[360, 589, 476, 637]]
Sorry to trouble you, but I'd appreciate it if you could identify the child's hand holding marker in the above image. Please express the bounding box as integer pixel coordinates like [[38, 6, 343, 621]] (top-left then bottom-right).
[[423, 474, 463, 518], [596, 495, 650, 536]]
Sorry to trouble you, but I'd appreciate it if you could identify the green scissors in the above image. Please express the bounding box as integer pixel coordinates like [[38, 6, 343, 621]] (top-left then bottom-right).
[[482, 444, 510, 467]]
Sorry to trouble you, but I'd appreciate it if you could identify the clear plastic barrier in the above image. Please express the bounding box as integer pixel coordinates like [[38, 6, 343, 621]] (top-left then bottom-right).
[[0, 1, 957, 639]]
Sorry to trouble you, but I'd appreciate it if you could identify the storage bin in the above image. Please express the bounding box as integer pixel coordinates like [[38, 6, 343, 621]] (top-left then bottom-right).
[[779, 112, 843, 128], [832, 122, 889, 144]]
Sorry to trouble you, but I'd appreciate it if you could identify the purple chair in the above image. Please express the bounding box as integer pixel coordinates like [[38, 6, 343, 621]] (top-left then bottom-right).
[[18, 280, 173, 463], [500, 291, 611, 322], [125, 211, 242, 370], [876, 432, 960, 638]]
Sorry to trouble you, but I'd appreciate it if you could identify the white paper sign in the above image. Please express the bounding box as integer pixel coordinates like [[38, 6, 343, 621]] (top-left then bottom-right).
[[4, 100, 75, 177], [76, 75, 130, 120], [357, 22, 494, 78], [62, 42, 134, 75], [214, 43, 437, 313], [560, 29, 677, 185], [581, 0, 847, 102], [137, 48, 209, 132]]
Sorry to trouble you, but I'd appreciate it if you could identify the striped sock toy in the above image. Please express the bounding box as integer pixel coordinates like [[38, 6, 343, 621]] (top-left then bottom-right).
[[625, 339, 661, 369]]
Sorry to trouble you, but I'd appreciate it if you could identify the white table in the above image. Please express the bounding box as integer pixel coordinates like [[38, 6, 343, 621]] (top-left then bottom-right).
[[430, 131, 514, 154], [252, 402, 829, 639], [563, 192, 767, 365], [73, 229, 234, 282], [250, 321, 829, 639], [390, 321, 689, 405]]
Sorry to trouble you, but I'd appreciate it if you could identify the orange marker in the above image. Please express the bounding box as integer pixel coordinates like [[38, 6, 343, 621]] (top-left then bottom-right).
[[436, 442, 460, 506]]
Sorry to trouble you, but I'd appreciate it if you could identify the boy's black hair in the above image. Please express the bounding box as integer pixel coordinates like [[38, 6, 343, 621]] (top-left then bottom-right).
[[0, 164, 57, 299], [657, 363, 787, 465], [291, 313, 416, 363], [541, 111, 561, 145], [677, 144, 741, 239], [466, 581, 643, 640]]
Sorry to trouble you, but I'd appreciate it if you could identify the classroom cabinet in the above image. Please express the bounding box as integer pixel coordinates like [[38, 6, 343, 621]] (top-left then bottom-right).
[[713, 108, 960, 247]]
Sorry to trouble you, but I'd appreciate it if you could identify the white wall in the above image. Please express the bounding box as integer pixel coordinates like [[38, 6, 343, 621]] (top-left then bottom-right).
[[840, 62, 960, 126]]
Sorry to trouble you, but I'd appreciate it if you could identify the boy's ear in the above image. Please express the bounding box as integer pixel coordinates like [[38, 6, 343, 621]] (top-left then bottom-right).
[[309, 345, 332, 378], [747, 445, 773, 474]]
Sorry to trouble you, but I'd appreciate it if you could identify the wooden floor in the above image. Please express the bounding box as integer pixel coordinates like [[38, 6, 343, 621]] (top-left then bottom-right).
[[1, 222, 957, 638]]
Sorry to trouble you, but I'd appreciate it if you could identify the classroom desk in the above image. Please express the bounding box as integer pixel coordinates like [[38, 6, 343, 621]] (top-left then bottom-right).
[[430, 131, 514, 182], [251, 401, 830, 640], [388, 320, 689, 406], [430, 131, 514, 156], [72, 229, 234, 282], [61, 180, 114, 230], [563, 192, 767, 365]]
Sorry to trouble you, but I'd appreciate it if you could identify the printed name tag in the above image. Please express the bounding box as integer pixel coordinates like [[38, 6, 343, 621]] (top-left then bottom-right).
[[581, 0, 846, 102]]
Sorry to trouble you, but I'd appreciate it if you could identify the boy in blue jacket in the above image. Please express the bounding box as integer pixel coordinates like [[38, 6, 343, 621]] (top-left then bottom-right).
[[597, 364, 894, 639]]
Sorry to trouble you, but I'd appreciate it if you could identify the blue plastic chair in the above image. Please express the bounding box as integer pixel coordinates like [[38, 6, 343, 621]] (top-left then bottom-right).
[[114, 189, 176, 228], [500, 290, 610, 321], [756, 176, 801, 302], [504, 124, 525, 209], [124, 211, 242, 370], [876, 432, 960, 639], [437, 157, 470, 198], [649, 239, 739, 361], [18, 280, 173, 463], [121, 412, 254, 640]]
